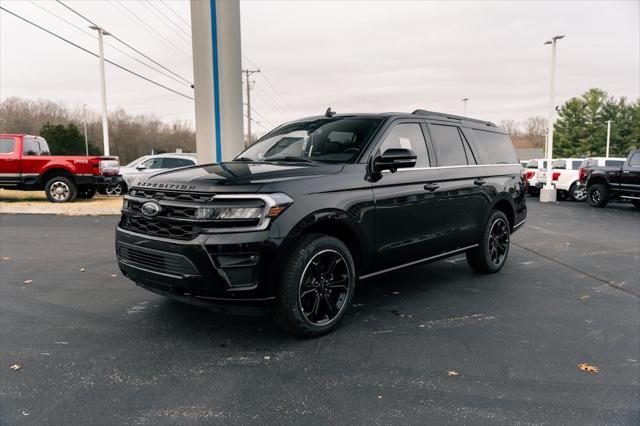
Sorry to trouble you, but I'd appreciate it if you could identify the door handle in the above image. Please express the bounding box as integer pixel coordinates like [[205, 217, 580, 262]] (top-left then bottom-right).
[[474, 178, 487, 186], [424, 183, 439, 192]]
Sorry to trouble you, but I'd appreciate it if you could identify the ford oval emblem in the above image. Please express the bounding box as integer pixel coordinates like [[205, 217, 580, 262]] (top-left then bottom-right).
[[141, 201, 161, 218]]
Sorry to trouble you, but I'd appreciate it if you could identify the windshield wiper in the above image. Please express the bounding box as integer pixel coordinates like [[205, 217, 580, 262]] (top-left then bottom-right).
[[268, 156, 314, 163]]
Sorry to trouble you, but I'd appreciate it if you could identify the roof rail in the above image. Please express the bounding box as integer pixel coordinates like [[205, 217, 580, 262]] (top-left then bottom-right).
[[411, 109, 496, 127]]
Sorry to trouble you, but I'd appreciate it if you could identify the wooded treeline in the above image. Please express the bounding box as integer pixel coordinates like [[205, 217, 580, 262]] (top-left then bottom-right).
[[0, 97, 195, 163]]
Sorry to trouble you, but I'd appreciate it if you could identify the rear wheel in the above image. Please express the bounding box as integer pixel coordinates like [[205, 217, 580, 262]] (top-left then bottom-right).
[[105, 183, 125, 196], [273, 233, 356, 337], [44, 176, 77, 203], [569, 182, 587, 202], [466, 210, 510, 274], [587, 183, 609, 207], [77, 186, 97, 199]]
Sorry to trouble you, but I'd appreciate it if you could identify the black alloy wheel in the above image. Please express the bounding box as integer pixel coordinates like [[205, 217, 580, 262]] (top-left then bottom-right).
[[273, 233, 356, 337], [466, 210, 511, 273], [298, 249, 350, 326]]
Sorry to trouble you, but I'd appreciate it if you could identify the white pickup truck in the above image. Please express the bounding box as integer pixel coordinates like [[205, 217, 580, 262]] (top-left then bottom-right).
[[524, 159, 548, 195], [538, 158, 585, 201]]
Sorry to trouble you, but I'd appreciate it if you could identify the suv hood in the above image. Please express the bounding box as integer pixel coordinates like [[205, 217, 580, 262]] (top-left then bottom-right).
[[133, 161, 344, 192]]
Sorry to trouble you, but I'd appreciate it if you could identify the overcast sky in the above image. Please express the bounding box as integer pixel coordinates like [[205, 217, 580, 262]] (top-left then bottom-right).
[[1, 0, 638, 132]]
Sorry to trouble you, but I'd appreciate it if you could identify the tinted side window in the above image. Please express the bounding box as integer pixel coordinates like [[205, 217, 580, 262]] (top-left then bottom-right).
[[23, 138, 40, 155], [429, 124, 469, 166], [571, 161, 582, 169], [605, 160, 624, 167], [472, 130, 518, 164], [162, 158, 194, 168], [378, 123, 429, 168], [0, 138, 15, 154], [629, 152, 640, 167]]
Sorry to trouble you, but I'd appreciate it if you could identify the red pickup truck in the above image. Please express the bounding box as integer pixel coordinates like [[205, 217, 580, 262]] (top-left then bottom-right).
[[0, 134, 121, 202]]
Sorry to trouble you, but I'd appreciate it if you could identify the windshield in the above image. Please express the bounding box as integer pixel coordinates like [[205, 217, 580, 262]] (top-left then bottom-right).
[[237, 117, 382, 163]]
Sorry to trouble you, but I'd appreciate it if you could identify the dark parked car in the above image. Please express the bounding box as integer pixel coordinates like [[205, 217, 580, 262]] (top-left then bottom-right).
[[583, 149, 640, 208], [116, 110, 527, 336]]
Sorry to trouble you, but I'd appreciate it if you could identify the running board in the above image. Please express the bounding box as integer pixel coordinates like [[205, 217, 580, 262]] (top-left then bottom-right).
[[359, 244, 479, 280], [620, 195, 640, 200]]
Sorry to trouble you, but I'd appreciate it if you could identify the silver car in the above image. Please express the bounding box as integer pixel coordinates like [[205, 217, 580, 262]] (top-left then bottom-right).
[[118, 153, 198, 193]]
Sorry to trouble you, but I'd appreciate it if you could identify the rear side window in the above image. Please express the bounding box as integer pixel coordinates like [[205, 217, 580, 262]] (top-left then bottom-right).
[[0, 138, 15, 154], [571, 161, 582, 169], [605, 160, 624, 167], [629, 152, 640, 167], [429, 124, 471, 166], [552, 160, 566, 169], [472, 130, 518, 164], [378, 123, 429, 167], [162, 158, 195, 168], [23, 138, 40, 155], [142, 158, 164, 169]]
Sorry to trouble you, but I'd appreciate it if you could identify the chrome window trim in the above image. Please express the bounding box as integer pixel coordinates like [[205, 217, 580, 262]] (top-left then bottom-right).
[[382, 163, 521, 173]]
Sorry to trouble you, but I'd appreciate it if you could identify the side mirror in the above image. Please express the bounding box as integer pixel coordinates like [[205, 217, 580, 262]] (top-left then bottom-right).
[[136, 164, 147, 170], [374, 148, 417, 172]]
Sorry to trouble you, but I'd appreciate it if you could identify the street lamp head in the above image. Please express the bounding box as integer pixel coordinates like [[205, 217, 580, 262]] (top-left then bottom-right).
[[544, 41, 552, 45], [462, 98, 469, 102], [552, 35, 565, 40]]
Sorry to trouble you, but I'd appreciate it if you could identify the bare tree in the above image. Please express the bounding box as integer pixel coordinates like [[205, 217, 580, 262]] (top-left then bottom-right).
[[498, 119, 521, 137], [523, 116, 547, 147]]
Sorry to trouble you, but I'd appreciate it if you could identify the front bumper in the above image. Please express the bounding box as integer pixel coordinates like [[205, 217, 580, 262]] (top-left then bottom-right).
[[77, 175, 122, 188], [115, 226, 281, 310]]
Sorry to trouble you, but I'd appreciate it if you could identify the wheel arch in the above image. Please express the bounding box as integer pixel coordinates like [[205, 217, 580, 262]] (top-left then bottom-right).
[[586, 175, 608, 188], [41, 167, 76, 186], [491, 197, 515, 230]]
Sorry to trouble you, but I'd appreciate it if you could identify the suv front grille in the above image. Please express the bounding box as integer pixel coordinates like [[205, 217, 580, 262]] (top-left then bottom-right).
[[120, 214, 198, 240], [119, 245, 184, 275], [128, 188, 215, 203]]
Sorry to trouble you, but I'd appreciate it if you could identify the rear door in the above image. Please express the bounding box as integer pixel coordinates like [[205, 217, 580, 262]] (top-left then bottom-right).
[[426, 122, 489, 250], [372, 121, 443, 270], [20, 136, 49, 186], [620, 151, 640, 197], [0, 136, 20, 187]]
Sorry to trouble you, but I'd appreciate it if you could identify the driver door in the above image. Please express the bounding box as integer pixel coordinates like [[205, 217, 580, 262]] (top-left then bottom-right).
[[372, 121, 444, 271]]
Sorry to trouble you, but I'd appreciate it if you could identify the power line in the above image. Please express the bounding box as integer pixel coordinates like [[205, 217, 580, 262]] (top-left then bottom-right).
[[143, 0, 191, 40], [242, 54, 297, 116], [141, 0, 191, 46], [112, 0, 192, 60], [30, 1, 191, 88], [250, 106, 276, 128], [56, 0, 193, 85], [160, 0, 190, 30], [0, 6, 194, 100]]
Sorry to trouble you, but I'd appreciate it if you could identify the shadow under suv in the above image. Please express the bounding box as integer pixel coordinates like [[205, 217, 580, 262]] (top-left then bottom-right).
[[116, 110, 527, 336]]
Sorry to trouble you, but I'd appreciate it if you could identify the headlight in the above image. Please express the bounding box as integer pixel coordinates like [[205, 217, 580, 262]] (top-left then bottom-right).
[[196, 206, 263, 220]]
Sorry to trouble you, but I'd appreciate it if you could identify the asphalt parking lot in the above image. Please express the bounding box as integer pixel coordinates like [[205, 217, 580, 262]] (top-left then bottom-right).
[[1, 199, 638, 425]]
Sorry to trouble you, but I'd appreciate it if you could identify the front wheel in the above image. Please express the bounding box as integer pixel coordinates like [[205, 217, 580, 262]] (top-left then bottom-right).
[[587, 184, 609, 208], [466, 210, 511, 274], [45, 176, 77, 203], [273, 233, 356, 337], [569, 183, 587, 202], [105, 183, 125, 196]]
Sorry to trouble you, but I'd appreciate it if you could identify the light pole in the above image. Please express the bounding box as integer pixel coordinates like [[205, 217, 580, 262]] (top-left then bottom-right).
[[605, 120, 612, 157], [462, 98, 469, 116], [90, 25, 110, 157], [82, 104, 89, 155], [540, 34, 565, 203]]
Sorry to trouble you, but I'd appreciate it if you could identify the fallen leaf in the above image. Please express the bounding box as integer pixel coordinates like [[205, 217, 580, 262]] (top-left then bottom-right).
[[377, 395, 382, 399], [447, 371, 459, 376], [579, 295, 590, 300], [263, 356, 271, 360], [1, 256, 10, 261], [80, 267, 86, 272], [22, 279, 33, 285], [578, 363, 599, 373], [10, 364, 22, 371], [110, 274, 118, 278]]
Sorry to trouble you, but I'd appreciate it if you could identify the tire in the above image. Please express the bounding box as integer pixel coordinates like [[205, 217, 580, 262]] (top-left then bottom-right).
[[77, 186, 97, 199], [272, 233, 356, 337], [569, 182, 587, 202], [632, 199, 640, 209], [587, 183, 609, 208], [466, 210, 511, 274], [44, 176, 77, 203]]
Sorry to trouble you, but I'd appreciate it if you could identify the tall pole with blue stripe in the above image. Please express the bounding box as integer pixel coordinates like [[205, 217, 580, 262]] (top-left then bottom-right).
[[190, 0, 244, 164]]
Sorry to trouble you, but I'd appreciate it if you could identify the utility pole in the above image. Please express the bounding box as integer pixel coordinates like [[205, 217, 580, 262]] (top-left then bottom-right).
[[605, 120, 612, 157], [462, 98, 469, 116], [90, 25, 110, 156], [243, 69, 260, 143], [82, 104, 89, 155], [540, 34, 565, 203]]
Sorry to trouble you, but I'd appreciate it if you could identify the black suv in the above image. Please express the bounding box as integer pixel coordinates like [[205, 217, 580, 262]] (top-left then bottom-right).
[[116, 110, 527, 336]]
